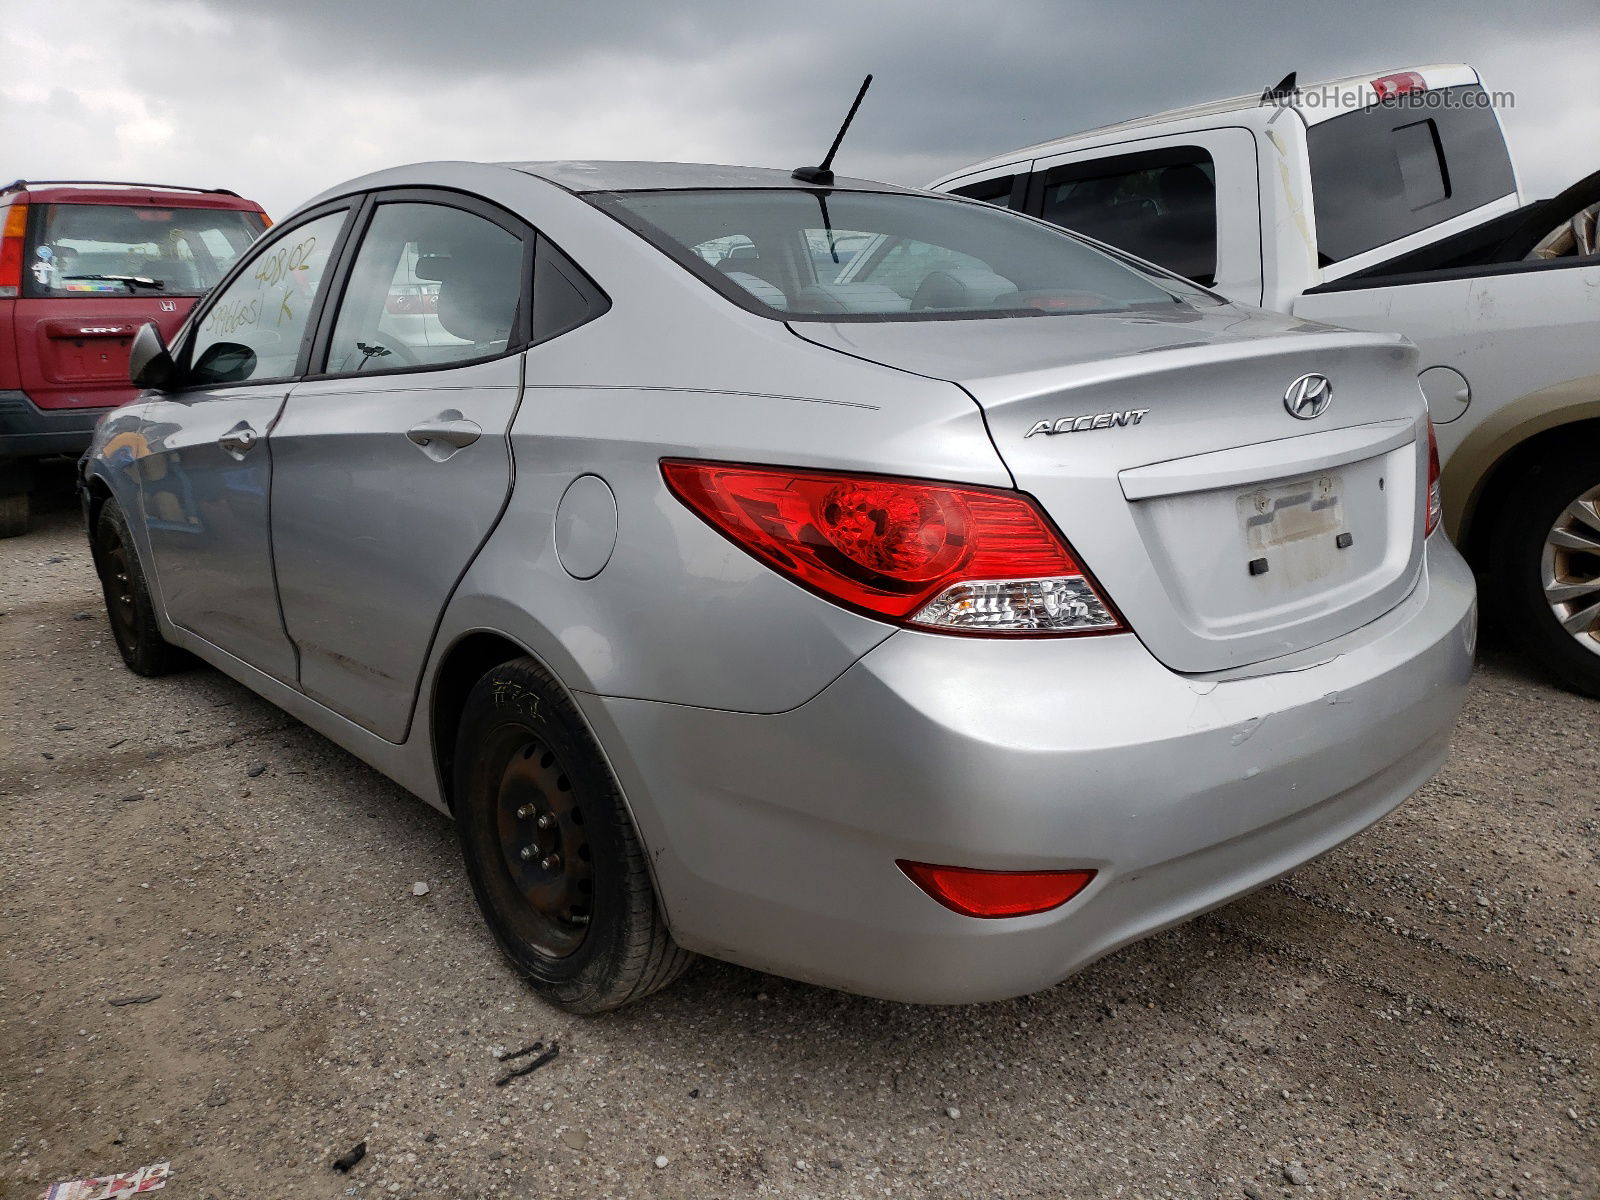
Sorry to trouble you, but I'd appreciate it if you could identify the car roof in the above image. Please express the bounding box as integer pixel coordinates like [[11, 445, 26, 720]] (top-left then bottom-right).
[[0, 180, 265, 211], [934, 63, 1481, 182], [504, 160, 921, 195]]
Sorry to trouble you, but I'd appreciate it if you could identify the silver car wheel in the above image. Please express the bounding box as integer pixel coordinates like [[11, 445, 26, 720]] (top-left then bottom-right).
[[1541, 483, 1600, 657]]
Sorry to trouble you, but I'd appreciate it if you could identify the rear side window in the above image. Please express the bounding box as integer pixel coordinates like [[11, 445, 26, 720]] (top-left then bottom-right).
[[1307, 84, 1516, 264], [531, 239, 609, 344], [323, 202, 525, 376], [24, 203, 265, 298], [1035, 146, 1217, 285]]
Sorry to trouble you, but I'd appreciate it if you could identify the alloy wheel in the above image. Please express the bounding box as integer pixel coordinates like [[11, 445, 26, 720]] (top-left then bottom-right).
[[1541, 483, 1600, 657]]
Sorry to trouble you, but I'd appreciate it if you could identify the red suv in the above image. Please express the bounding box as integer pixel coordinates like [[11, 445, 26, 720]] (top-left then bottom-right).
[[0, 180, 269, 535]]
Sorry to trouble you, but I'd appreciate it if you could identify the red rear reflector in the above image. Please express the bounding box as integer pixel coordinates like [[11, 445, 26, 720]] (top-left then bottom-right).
[[661, 460, 1124, 635], [897, 861, 1096, 918], [1372, 72, 1426, 100]]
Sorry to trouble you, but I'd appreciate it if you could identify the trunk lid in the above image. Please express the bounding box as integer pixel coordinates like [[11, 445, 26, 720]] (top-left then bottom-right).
[[792, 307, 1429, 673]]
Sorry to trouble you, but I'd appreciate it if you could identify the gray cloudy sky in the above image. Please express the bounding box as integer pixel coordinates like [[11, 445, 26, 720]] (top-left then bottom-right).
[[4, 0, 1598, 219]]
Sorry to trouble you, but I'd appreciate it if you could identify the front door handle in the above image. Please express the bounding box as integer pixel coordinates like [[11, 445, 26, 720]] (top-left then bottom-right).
[[406, 414, 482, 451], [218, 422, 258, 456]]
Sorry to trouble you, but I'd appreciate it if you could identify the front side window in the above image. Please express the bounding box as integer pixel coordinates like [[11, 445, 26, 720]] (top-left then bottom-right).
[[186, 209, 347, 385], [324, 202, 523, 375], [593, 189, 1213, 321], [23, 203, 266, 298], [1036, 148, 1218, 285]]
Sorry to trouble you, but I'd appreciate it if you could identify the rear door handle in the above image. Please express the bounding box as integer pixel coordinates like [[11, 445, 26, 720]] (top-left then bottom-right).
[[218, 423, 258, 456], [406, 415, 482, 451]]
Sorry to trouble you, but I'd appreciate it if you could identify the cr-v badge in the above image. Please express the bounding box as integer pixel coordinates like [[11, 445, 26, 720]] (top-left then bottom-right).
[[1284, 373, 1333, 419]]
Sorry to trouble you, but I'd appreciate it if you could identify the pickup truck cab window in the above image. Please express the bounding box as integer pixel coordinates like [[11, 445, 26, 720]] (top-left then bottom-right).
[[1036, 146, 1218, 286], [948, 174, 1023, 207], [1307, 84, 1517, 264]]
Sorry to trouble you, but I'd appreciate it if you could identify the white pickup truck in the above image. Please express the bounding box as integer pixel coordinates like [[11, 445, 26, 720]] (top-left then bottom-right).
[[931, 64, 1600, 696]]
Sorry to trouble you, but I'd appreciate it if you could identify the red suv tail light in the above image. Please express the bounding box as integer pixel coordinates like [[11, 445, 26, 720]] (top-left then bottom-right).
[[1425, 418, 1443, 537], [661, 460, 1124, 635], [0, 203, 28, 298]]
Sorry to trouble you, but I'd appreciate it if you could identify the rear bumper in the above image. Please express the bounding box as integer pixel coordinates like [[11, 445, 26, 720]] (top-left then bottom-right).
[[0, 391, 110, 464], [583, 536, 1478, 1004]]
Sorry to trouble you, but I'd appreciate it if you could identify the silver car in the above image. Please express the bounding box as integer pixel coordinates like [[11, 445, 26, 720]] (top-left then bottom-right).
[[81, 160, 1477, 1012]]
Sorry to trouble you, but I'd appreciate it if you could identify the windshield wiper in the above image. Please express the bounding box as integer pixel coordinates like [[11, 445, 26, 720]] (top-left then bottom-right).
[[59, 274, 166, 292]]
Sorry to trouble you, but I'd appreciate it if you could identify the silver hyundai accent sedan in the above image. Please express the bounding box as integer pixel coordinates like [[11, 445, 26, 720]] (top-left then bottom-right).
[[81, 160, 1477, 1012]]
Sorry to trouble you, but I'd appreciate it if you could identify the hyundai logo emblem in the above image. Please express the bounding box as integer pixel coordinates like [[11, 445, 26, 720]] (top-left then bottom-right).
[[1284, 373, 1333, 419]]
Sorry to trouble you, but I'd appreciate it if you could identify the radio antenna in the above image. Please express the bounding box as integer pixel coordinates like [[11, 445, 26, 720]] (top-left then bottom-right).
[[792, 74, 873, 186]]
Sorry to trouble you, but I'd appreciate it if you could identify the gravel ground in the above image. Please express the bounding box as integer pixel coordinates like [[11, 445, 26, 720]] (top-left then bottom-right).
[[2, 472, 1596, 1200]]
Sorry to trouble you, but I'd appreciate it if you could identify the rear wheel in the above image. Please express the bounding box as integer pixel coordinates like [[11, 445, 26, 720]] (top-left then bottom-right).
[[0, 491, 27, 539], [92, 500, 186, 676], [453, 657, 692, 1013], [1484, 448, 1600, 697]]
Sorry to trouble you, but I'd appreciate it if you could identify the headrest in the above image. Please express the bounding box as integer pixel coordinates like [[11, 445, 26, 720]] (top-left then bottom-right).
[[908, 268, 1017, 311], [428, 248, 520, 343]]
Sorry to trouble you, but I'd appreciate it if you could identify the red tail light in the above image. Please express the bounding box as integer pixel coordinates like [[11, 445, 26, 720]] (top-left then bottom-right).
[[898, 861, 1097, 918], [1372, 71, 1427, 100], [0, 203, 28, 298], [1425, 418, 1443, 537], [661, 460, 1124, 636]]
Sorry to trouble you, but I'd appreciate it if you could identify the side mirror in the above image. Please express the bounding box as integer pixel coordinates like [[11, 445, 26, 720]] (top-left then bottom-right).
[[191, 341, 257, 385], [129, 323, 175, 389]]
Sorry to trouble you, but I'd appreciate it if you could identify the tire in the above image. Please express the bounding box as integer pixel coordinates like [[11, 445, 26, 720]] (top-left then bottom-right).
[[1482, 447, 1600, 698], [92, 499, 187, 677], [453, 657, 692, 1013], [0, 490, 28, 539]]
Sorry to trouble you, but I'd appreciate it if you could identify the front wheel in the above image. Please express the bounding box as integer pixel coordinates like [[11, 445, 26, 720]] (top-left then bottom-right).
[[1483, 449, 1600, 698], [453, 657, 692, 1013], [92, 499, 187, 676]]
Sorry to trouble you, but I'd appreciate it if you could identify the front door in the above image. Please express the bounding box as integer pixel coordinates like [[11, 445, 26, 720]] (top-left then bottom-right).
[[269, 196, 532, 740], [136, 206, 353, 682]]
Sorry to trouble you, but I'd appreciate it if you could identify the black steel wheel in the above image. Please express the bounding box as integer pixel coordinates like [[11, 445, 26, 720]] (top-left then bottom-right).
[[92, 499, 186, 676], [453, 657, 692, 1012]]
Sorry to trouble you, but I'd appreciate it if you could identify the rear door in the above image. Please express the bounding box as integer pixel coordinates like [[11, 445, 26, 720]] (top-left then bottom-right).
[[268, 192, 545, 741], [136, 205, 355, 682]]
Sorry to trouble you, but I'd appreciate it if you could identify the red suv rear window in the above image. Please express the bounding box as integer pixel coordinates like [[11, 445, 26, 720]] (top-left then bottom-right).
[[23, 204, 265, 298]]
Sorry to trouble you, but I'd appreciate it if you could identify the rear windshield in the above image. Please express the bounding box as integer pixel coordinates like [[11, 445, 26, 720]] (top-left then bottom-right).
[[1307, 84, 1516, 264], [592, 188, 1220, 321], [24, 203, 266, 298]]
